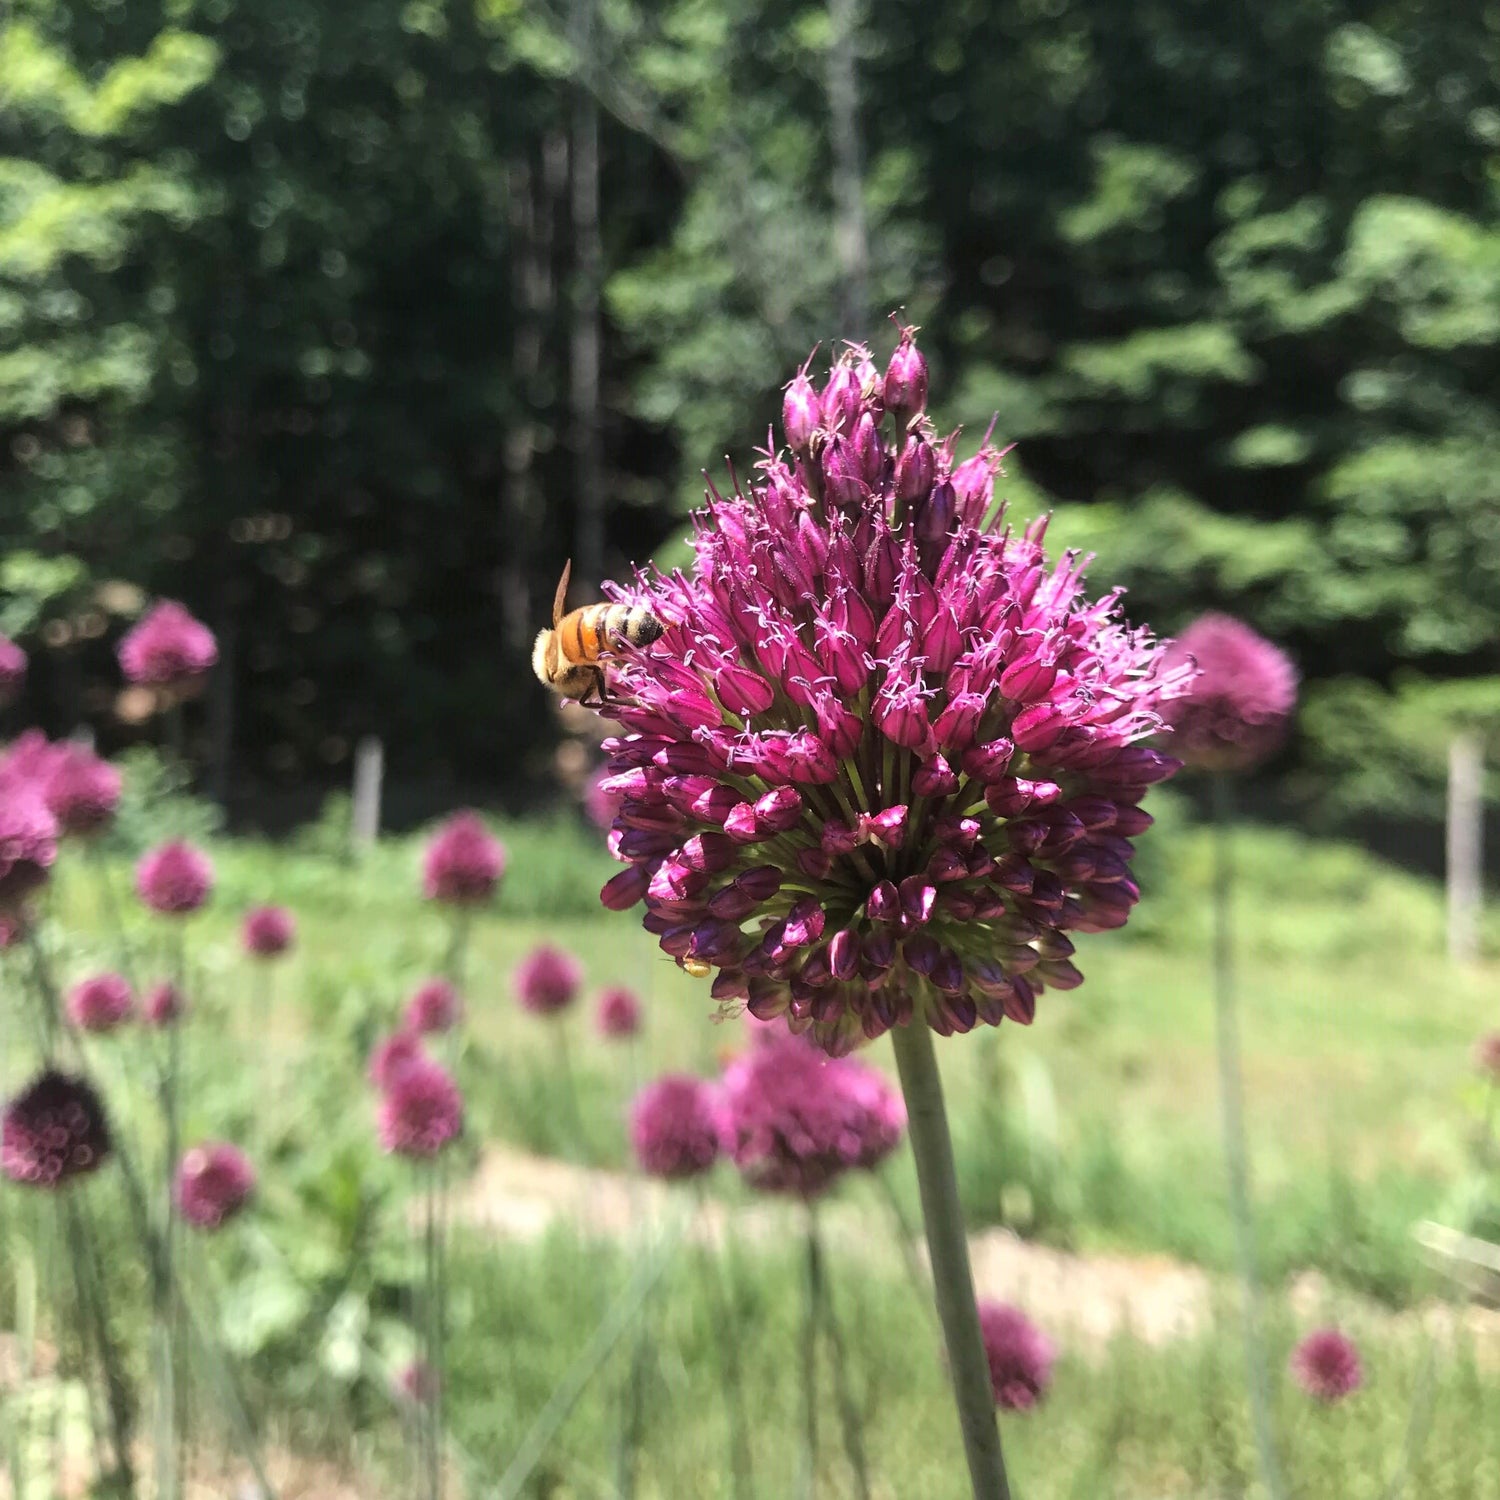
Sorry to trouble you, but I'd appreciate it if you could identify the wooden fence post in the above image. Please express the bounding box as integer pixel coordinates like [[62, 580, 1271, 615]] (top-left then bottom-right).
[[352, 735, 384, 851]]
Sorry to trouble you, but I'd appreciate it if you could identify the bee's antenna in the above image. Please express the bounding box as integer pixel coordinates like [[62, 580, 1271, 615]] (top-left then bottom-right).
[[553, 559, 573, 626]]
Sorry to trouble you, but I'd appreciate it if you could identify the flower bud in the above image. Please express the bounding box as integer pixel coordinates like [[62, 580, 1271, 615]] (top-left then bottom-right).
[[782, 369, 821, 456], [894, 438, 936, 505], [883, 327, 929, 424]]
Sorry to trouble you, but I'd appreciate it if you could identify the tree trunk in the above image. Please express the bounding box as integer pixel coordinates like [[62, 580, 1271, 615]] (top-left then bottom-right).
[[826, 0, 870, 339]]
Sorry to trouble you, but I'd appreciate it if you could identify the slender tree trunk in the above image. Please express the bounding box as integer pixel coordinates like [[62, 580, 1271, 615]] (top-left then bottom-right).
[[1447, 731, 1484, 964], [826, 0, 870, 338], [570, 0, 606, 591]]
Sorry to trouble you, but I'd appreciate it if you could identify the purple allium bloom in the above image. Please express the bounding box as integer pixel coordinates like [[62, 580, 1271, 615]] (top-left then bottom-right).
[[0, 634, 25, 708], [720, 1031, 906, 1198], [117, 600, 218, 688], [405, 978, 462, 1035], [513, 944, 584, 1016], [585, 330, 1188, 1055], [422, 811, 505, 905], [596, 985, 643, 1039], [0, 786, 57, 915], [242, 904, 295, 958], [175, 1142, 256, 1229], [1160, 613, 1298, 773], [368, 1030, 428, 1090], [135, 839, 214, 915], [42, 744, 122, 838], [66, 973, 134, 1034], [0, 913, 23, 950], [142, 980, 185, 1026], [1, 1070, 111, 1187], [1474, 1031, 1500, 1081], [0, 729, 67, 791], [394, 1359, 439, 1405], [630, 1075, 725, 1180], [977, 1301, 1056, 1411], [1290, 1328, 1363, 1403], [377, 1058, 463, 1159]]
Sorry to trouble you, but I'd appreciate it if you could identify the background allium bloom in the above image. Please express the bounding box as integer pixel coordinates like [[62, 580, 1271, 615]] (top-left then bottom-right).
[[588, 331, 1187, 1055], [117, 599, 218, 687], [422, 811, 505, 904], [136, 839, 214, 914], [720, 1031, 906, 1197], [175, 1142, 256, 1229], [143, 981, 186, 1026], [1, 1070, 111, 1186], [377, 1058, 463, 1158], [1160, 613, 1298, 772], [630, 1075, 724, 1180], [513, 944, 584, 1015], [368, 1030, 428, 1090], [67, 973, 134, 1034], [1473, 1030, 1500, 1080], [1290, 1327, 1363, 1403], [42, 745, 121, 837], [596, 985, 643, 1039], [242, 904, 296, 958], [0, 789, 56, 914], [977, 1301, 1056, 1411], [0, 633, 25, 707], [405, 978, 462, 1034]]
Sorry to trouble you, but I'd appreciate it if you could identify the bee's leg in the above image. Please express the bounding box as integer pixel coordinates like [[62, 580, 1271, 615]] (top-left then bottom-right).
[[580, 670, 609, 709]]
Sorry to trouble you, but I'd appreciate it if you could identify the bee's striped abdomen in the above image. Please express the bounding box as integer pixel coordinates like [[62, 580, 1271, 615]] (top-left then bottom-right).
[[557, 603, 663, 665]]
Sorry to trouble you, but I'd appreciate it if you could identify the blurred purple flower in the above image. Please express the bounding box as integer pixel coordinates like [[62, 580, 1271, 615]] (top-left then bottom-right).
[[977, 1301, 1055, 1411], [135, 839, 214, 915], [0, 914, 23, 950], [405, 978, 462, 1035], [377, 1058, 463, 1159], [1160, 613, 1298, 773], [422, 811, 505, 905], [117, 600, 217, 688], [1, 1070, 111, 1187], [1474, 1031, 1500, 1081], [242, 904, 296, 958], [595, 985, 643, 1039], [586, 331, 1187, 1055], [513, 944, 584, 1016], [0, 634, 25, 708], [143, 980, 186, 1026], [42, 744, 121, 838], [175, 1142, 256, 1229], [66, 973, 134, 1034], [0, 786, 56, 915], [630, 1075, 725, 1180], [584, 766, 625, 832], [394, 1359, 439, 1405], [368, 1030, 428, 1090], [1290, 1328, 1363, 1403]]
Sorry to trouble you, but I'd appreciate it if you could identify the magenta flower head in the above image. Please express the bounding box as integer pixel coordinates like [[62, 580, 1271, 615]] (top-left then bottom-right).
[[1290, 1327, 1363, 1403], [596, 985, 643, 1039], [368, 1030, 429, 1090], [42, 745, 122, 838], [143, 980, 186, 1027], [585, 330, 1188, 1055], [0, 634, 25, 708], [513, 944, 584, 1016], [1473, 1031, 1500, 1080], [1160, 613, 1298, 773], [720, 1030, 905, 1197], [977, 1301, 1056, 1411], [629, 1075, 725, 1180], [1, 1070, 111, 1187], [0, 788, 57, 916], [66, 973, 134, 1034], [405, 978, 462, 1035], [422, 810, 505, 905], [175, 1142, 256, 1229], [242, 904, 295, 958], [117, 600, 217, 689], [135, 839, 213, 915], [377, 1057, 463, 1159]]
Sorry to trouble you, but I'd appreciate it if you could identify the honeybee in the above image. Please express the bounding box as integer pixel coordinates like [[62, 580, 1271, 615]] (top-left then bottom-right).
[[532, 559, 664, 706]]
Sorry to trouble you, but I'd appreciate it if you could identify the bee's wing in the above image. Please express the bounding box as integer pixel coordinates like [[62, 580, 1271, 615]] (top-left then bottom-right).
[[553, 558, 573, 627]]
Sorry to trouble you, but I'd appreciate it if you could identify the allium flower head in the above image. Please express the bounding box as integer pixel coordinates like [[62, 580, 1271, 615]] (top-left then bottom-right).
[[1290, 1327, 1363, 1403], [368, 1030, 428, 1090], [1473, 1030, 1500, 1080], [585, 329, 1188, 1055], [42, 744, 122, 838], [405, 978, 462, 1035], [422, 811, 505, 905], [977, 1301, 1056, 1411], [596, 985, 643, 1039], [0, 786, 57, 915], [513, 944, 584, 1016], [66, 973, 134, 1034], [117, 600, 218, 688], [630, 1075, 725, 1180], [720, 1030, 906, 1197], [1160, 613, 1298, 773], [143, 981, 186, 1026], [377, 1058, 463, 1158], [135, 839, 214, 915], [242, 904, 295, 958], [0, 634, 25, 708], [175, 1142, 256, 1228], [1, 1070, 111, 1187]]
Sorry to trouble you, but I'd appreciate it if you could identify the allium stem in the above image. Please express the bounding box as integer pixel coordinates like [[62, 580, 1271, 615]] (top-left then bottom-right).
[[692, 1185, 754, 1500], [890, 1021, 1010, 1500], [812, 1209, 871, 1500], [1211, 775, 1286, 1500], [799, 1207, 822, 1500]]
